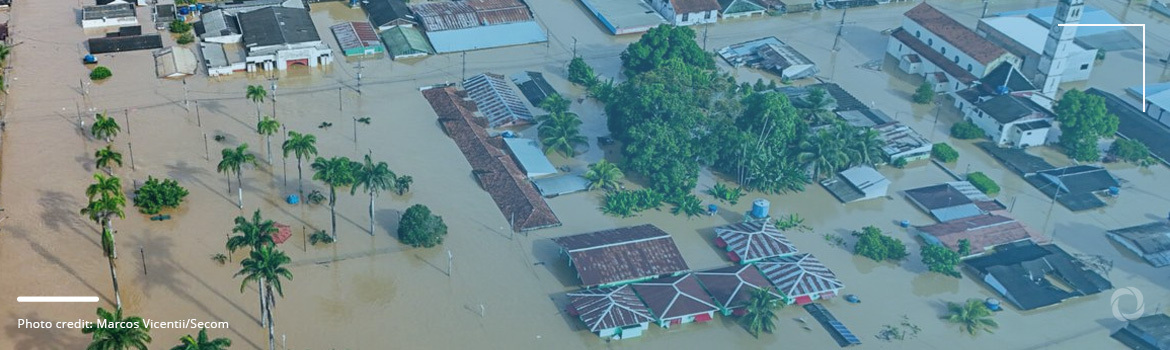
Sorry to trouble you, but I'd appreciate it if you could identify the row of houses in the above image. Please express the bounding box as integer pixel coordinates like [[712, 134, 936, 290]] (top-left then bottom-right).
[[558, 220, 847, 340]]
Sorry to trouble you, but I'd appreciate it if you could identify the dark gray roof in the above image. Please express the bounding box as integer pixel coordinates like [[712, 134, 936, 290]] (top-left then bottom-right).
[[1108, 222, 1170, 256], [157, 4, 175, 19], [965, 241, 1112, 310], [1015, 119, 1051, 131], [978, 62, 1037, 94], [239, 7, 320, 47], [1033, 165, 1119, 195], [977, 95, 1034, 124], [978, 141, 1056, 175], [196, 10, 241, 37], [83, 3, 136, 20], [904, 183, 974, 210], [1115, 314, 1170, 350], [362, 0, 416, 27], [1088, 88, 1170, 165], [88, 34, 163, 54], [510, 71, 558, 107], [551, 225, 690, 287]]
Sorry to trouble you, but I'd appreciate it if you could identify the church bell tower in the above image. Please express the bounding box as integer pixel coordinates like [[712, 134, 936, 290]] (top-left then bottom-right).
[[1036, 0, 1084, 98]]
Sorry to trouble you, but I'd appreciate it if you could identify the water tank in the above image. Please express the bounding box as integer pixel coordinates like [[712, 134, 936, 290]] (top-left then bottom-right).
[[1109, 186, 1120, 196], [750, 199, 770, 219], [900, 220, 911, 228], [195, 3, 204, 12], [177, 6, 189, 15], [995, 85, 1009, 95]]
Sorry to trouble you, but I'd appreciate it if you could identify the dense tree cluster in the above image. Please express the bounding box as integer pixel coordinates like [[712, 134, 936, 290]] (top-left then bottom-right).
[[921, 244, 962, 278], [133, 176, 189, 214], [1054, 89, 1118, 161], [852, 226, 908, 262], [966, 172, 999, 196], [620, 25, 714, 75], [398, 204, 448, 248], [931, 143, 959, 163], [950, 121, 984, 140], [1109, 138, 1151, 165]]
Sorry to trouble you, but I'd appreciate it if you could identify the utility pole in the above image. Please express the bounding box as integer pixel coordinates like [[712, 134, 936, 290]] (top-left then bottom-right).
[[702, 24, 709, 51], [203, 133, 210, 161], [76, 101, 83, 129], [182, 78, 189, 112], [140, 246, 146, 275], [269, 76, 278, 118], [338, 87, 343, 122], [123, 109, 131, 135], [352, 116, 358, 148], [833, 8, 848, 52], [128, 142, 136, 171], [282, 125, 288, 187], [195, 100, 201, 127], [981, 0, 990, 18], [461, 52, 467, 82], [355, 59, 363, 95], [446, 250, 453, 277], [571, 36, 578, 57]]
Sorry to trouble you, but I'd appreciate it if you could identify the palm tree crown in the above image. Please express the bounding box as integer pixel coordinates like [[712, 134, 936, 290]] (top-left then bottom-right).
[[944, 299, 998, 336], [95, 145, 124, 173], [218, 144, 258, 208], [312, 156, 358, 240], [257, 117, 280, 164], [740, 287, 781, 338], [352, 154, 396, 235], [82, 307, 152, 350], [539, 112, 587, 158], [227, 209, 277, 254], [282, 132, 318, 196], [91, 113, 121, 142], [170, 328, 231, 350], [584, 160, 623, 191]]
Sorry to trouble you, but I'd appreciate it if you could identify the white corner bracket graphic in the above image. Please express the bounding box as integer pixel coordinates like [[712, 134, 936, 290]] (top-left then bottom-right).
[[1059, 23, 1146, 112]]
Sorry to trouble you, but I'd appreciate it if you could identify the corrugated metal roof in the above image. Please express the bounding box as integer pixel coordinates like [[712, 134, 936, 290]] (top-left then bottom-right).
[[330, 22, 381, 52], [568, 286, 653, 332], [382, 25, 433, 58], [83, 3, 136, 20], [464, 0, 532, 25], [502, 138, 557, 178], [238, 7, 320, 48], [410, 1, 479, 31], [463, 72, 534, 127], [715, 220, 798, 263], [757, 253, 844, 299], [426, 20, 547, 53]]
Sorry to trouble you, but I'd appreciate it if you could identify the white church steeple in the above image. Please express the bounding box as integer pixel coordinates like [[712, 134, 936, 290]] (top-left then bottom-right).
[[1036, 0, 1084, 98]]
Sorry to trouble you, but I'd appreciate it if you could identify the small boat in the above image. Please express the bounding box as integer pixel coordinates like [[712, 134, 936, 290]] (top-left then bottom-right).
[[845, 294, 860, 303]]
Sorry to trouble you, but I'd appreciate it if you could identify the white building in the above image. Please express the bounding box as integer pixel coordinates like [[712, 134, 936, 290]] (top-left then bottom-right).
[[195, 9, 242, 44], [1145, 90, 1170, 126], [886, 3, 1021, 93], [200, 42, 246, 77], [82, 4, 139, 29], [154, 46, 198, 78], [646, 0, 720, 26], [977, 15, 1096, 84], [237, 7, 332, 72], [821, 166, 890, 203]]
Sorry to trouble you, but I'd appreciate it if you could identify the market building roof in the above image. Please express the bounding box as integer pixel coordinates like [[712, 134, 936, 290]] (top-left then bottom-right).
[[463, 73, 535, 127], [915, 214, 1046, 256], [693, 265, 781, 311], [410, 1, 479, 31], [1107, 222, 1170, 267], [552, 224, 690, 287], [238, 7, 320, 47], [196, 9, 241, 38], [714, 220, 798, 263], [631, 274, 718, 321], [756, 253, 844, 301], [425, 20, 547, 53], [905, 3, 1006, 65], [88, 34, 163, 54], [577, 0, 666, 35], [83, 4, 136, 21], [567, 285, 654, 333]]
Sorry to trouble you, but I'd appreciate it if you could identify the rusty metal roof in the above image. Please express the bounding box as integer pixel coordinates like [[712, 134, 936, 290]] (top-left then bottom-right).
[[464, 0, 532, 25], [552, 225, 690, 287], [330, 22, 381, 52], [410, 1, 480, 31]]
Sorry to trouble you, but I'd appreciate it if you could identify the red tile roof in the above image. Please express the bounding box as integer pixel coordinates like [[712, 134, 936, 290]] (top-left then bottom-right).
[[671, 0, 721, 14], [330, 22, 381, 52], [568, 285, 653, 332], [421, 86, 561, 232], [915, 214, 1048, 255], [632, 274, 718, 320], [904, 3, 1006, 65], [891, 28, 977, 84], [551, 224, 690, 287]]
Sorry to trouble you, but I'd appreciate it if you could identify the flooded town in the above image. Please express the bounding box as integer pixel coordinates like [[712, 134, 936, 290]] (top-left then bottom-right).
[[1, 0, 1170, 349]]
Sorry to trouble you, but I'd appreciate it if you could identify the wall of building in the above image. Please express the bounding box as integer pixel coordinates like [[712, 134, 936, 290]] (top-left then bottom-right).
[[901, 20, 989, 78], [1005, 120, 1050, 148], [888, 37, 969, 93], [203, 34, 242, 44], [82, 17, 138, 29], [1147, 101, 1170, 127], [648, 0, 717, 26]]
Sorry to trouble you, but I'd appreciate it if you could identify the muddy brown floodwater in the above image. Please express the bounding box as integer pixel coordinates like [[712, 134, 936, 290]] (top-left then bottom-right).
[[0, 0, 1167, 349]]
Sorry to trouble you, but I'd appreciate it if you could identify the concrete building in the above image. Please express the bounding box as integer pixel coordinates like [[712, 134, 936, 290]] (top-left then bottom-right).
[[200, 42, 246, 76], [82, 4, 139, 29], [1033, 0, 1083, 98], [502, 138, 557, 178], [954, 64, 1056, 148], [237, 7, 333, 72], [646, 0, 720, 26], [1107, 222, 1170, 268], [717, 0, 766, 19], [886, 3, 1020, 93], [578, 0, 666, 35], [821, 166, 890, 203], [977, 15, 1096, 84], [718, 37, 818, 80], [154, 46, 198, 78], [567, 285, 653, 340], [330, 22, 384, 57], [835, 108, 931, 162], [382, 25, 432, 60], [194, 9, 241, 44], [997, 5, 1140, 51]]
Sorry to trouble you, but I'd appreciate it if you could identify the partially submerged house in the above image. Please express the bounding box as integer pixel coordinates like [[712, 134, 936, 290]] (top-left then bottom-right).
[[836, 108, 931, 162], [693, 264, 782, 316], [411, 0, 546, 53], [1112, 313, 1170, 350], [886, 3, 1020, 92], [88, 34, 163, 54], [237, 7, 333, 72], [200, 41, 247, 76], [964, 240, 1112, 310], [631, 274, 719, 328], [567, 285, 654, 340], [647, 0, 720, 26], [954, 63, 1056, 148], [718, 37, 818, 80], [821, 166, 890, 203], [331, 22, 384, 57], [195, 9, 242, 44], [904, 182, 1005, 222], [578, 0, 666, 35], [361, 0, 417, 31], [82, 4, 139, 29], [1025, 165, 1119, 211], [756, 253, 845, 305], [502, 138, 557, 178], [914, 214, 1046, 258], [382, 25, 433, 60], [463, 73, 535, 127], [154, 46, 198, 78], [1107, 222, 1170, 268], [551, 224, 690, 287], [717, 0, 766, 19], [713, 219, 798, 264]]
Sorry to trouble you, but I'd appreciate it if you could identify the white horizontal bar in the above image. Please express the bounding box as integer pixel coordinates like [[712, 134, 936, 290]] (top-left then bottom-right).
[[1059, 24, 1144, 27], [17, 296, 99, 303]]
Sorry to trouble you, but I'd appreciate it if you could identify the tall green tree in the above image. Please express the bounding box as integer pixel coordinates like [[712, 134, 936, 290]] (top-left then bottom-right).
[[227, 210, 277, 327], [921, 244, 962, 278], [281, 131, 318, 197], [740, 287, 781, 338], [352, 154, 396, 235], [538, 94, 571, 115], [798, 129, 850, 180], [94, 145, 123, 175], [852, 225, 908, 262], [169, 328, 231, 350], [91, 113, 121, 143], [312, 156, 357, 241], [539, 113, 587, 158], [257, 116, 280, 165], [394, 175, 413, 196], [583, 159, 624, 191], [397, 204, 448, 248], [218, 144, 258, 209], [913, 82, 935, 104], [82, 307, 151, 350], [620, 25, 714, 75], [81, 173, 126, 309], [943, 299, 999, 336], [568, 57, 598, 86], [1054, 89, 1119, 161], [246, 85, 267, 126], [235, 245, 292, 350]]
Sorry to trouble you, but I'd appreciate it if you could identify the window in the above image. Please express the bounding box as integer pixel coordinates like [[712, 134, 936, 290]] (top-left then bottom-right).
[[958, 102, 964, 110], [898, 44, 903, 52], [955, 82, 960, 90], [954, 56, 960, 63], [706, 11, 712, 19], [916, 30, 921, 38], [1080, 63, 1089, 70], [967, 64, 973, 72], [928, 38, 933, 46], [682, 13, 689, 21]]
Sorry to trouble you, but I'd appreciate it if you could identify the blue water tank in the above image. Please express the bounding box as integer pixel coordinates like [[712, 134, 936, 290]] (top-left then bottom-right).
[[900, 220, 911, 228], [177, 6, 189, 15], [195, 3, 204, 12], [501, 130, 515, 138], [1109, 186, 1120, 196], [83, 54, 97, 64], [287, 194, 300, 205], [750, 199, 770, 219], [995, 85, 1009, 95]]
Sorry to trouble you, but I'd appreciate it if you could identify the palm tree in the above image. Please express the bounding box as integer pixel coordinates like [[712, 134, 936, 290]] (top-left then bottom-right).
[[351, 154, 396, 235], [235, 245, 292, 350], [95, 145, 123, 174], [538, 94, 571, 114], [227, 210, 277, 254], [218, 144, 258, 209], [797, 129, 850, 180], [281, 132, 318, 197], [539, 114, 587, 158], [311, 156, 357, 241], [82, 307, 151, 350], [393, 175, 413, 196], [246, 85, 267, 126], [0, 44, 10, 63], [943, 299, 998, 336], [91, 113, 121, 143], [848, 127, 883, 166], [740, 287, 781, 338], [583, 160, 623, 191], [170, 328, 231, 350], [81, 173, 126, 309], [257, 116, 280, 165]]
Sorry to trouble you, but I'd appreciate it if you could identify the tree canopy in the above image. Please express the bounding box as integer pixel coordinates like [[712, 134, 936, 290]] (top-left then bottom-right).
[[132, 176, 189, 214], [921, 244, 962, 278], [620, 25, 713, 75], [398, 204, 448, 248], [852, 226, 908, 262], [1054, 89, 1118, 161]]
